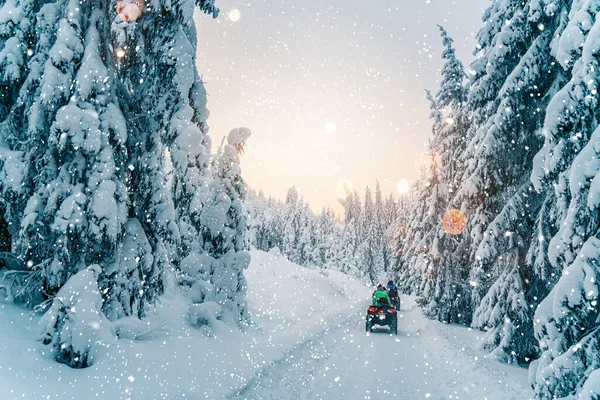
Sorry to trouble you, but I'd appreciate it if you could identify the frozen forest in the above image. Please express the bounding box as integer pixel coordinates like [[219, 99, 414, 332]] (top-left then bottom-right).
[[245, 182, 407, 282], [0, 0, 599, 399]]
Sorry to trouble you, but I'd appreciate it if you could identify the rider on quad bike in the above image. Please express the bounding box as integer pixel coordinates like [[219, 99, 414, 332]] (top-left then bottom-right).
[[366, 285, 398, 334], [372, 285, 391, 306], [386, 280, 400, 310]]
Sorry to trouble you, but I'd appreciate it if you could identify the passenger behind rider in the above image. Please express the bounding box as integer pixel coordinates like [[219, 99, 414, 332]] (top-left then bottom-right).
[[386, 280, 400, 309]]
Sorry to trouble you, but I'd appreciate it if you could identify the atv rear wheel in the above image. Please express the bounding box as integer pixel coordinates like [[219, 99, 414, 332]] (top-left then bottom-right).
[[365, 320, 372, 332], [391, 317, 398, 335]]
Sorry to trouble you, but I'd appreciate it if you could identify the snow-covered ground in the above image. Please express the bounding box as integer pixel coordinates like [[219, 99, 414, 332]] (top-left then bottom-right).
[[0, 250, 533, 399]]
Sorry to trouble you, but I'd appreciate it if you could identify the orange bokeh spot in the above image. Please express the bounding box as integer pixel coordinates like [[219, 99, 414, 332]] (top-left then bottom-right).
[[442, 209, 467, 235], [117, 0, 144, 22]]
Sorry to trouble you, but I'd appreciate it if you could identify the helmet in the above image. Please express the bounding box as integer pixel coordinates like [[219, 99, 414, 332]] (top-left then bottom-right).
[[387, 280, 394, 286], [377, 284, 383, 289]]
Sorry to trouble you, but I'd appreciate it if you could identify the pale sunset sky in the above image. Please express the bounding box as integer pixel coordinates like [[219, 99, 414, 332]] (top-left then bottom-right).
[[195, 0, 489, 214]]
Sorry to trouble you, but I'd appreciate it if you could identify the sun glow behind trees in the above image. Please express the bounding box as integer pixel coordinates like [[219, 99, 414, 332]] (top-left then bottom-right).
[[195, 0, 489, 214], [397, 179, 409, 194]]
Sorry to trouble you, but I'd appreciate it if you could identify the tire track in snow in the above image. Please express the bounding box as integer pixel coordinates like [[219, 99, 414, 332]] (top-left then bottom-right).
[[228, 305, 367, 399], [230, 297, 534, 400], [231, 303, 445, 400]]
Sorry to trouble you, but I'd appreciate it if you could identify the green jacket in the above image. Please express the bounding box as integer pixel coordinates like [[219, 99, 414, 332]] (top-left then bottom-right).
[[372, 290, 391, 306]]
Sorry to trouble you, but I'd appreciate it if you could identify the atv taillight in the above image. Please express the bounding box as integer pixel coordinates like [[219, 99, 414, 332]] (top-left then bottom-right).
[[388, 308, 396, 313], [368, 307, 378, 313]]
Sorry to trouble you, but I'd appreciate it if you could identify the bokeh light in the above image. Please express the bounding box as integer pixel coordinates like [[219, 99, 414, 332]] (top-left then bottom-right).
[[116, 0, 143, 22], [442, 209, 467, 235], [228, 9, 241, 22], [323, 121, 337, 135], [116, 48, 126, 58]]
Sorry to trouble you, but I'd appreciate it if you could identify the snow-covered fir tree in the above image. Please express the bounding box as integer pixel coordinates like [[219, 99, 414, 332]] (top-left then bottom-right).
[[457, 0, 568, 363], [3, 1, 141, 317], [382, 193, 398, 274], [386, 0, 600, 393], [188, 127, 252, 323], [374, 181, 387, 272], [245, 186, 343, 271], [245, 190, 285, 252], [315, 207, 338, 269], [0, 0, 260, 365], [296, 202, 313, 266], [38, 265, 113, 368], [395, 2, 573, 364], [0, 0, 35, 122], [528, 2, 600, 397], [359, 185, 380, 283], [394, 24, 471, 324], [281, 186, 302, 263]]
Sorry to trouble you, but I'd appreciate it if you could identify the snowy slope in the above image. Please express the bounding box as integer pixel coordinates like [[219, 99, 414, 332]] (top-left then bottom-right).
[[0, 250, 532, 399]]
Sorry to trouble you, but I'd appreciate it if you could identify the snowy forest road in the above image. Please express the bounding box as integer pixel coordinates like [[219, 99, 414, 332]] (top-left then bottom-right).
[[231, 297, 533, 400], [0, 251, 533, 400]]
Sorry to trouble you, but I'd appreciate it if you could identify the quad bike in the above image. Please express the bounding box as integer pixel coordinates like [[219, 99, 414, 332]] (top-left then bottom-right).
[[365, 298, 398, 335]]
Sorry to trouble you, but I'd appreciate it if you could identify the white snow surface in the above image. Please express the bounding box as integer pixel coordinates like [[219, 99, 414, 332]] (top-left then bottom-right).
[[0, 250, 532, 399]]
